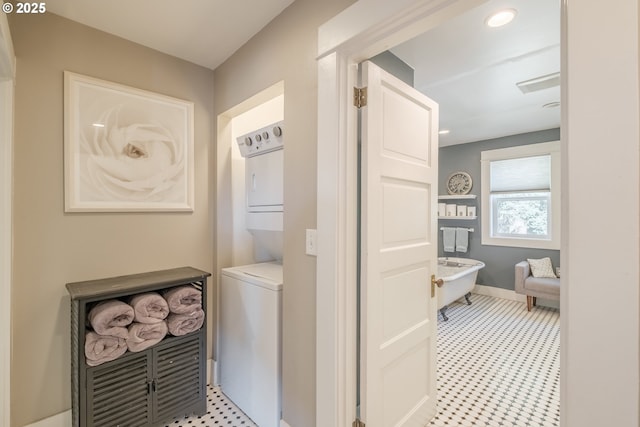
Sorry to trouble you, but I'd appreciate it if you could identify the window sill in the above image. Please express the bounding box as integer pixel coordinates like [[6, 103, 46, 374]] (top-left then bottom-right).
[[481, 236, 560, 250]]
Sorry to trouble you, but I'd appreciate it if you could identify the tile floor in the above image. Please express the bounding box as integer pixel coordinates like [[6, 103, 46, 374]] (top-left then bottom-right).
[[428, 294, 560, 427], [169, 294, 560, 427], [164, 386, 256, 427]]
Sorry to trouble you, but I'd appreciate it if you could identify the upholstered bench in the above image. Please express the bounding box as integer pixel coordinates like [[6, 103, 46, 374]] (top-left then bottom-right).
[[515, 260, 560, 311]]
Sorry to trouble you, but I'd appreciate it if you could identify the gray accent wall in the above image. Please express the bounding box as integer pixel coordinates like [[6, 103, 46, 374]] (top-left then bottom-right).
[[370, 50, 414, 86], [368, 50, 559, 291], [438, 128, 561, 290]]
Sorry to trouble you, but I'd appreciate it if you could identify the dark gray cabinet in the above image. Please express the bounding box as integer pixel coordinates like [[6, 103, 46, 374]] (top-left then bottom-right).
[[66, 267, 210, 427]]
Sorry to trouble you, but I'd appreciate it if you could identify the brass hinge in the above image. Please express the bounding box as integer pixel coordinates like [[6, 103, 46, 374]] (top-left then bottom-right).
[[353, 418, 365, 427], [354, 87, 367, 108]]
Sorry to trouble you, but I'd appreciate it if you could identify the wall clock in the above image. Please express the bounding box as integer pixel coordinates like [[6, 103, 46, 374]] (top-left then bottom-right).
[[446, 171, 473, 195]]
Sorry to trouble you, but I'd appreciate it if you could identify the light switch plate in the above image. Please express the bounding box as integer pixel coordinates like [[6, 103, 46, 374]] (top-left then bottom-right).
[[306, 229, 317, 256]]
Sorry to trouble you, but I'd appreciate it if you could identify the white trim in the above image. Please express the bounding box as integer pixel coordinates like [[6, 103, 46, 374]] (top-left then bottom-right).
[[317, 0, 485, 61], [472, 284, 559, 309], [472, 284, 526, 303], [480, 141, 561, 250], [316, 52, 359, 427], [0, 10, 14, 427], [23, 410, 72, 427], [207, 358, 214, 385], [280, 420, 292, 427], [316, 1, 486, 426]]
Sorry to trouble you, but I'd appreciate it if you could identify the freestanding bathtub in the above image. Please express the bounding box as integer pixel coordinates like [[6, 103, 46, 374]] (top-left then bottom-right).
[[437, 257, 485, 321]]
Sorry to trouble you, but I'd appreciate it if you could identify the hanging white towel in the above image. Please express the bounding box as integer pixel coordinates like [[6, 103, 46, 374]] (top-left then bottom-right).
[[455, 227, 469, 253], [443, 227, 456, 253]]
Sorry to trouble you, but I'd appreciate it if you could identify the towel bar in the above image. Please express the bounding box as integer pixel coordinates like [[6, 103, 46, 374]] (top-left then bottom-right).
[[440, 227, 474, 232]]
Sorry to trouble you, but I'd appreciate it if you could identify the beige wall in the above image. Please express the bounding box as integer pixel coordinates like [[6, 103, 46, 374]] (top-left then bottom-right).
[[8, 13, 214, 426], [213, 0, 355, 425]]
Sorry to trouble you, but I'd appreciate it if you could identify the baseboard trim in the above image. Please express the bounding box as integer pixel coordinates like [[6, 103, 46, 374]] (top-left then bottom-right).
[[473, 284, 559, 309], [211, 359, 218, 385], [473, 284, 526, 302], [24, 410, 71, 427]]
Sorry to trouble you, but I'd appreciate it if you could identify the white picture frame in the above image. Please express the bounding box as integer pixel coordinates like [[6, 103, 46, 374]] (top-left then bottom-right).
[[64, 71, 195, 212]]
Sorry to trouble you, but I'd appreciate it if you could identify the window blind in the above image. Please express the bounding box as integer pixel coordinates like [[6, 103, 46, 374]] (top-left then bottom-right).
[[489, 155, 551, 193]]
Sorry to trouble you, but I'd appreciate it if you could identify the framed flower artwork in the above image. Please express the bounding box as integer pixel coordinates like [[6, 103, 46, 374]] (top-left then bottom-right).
[[64, 71, 194, 212]]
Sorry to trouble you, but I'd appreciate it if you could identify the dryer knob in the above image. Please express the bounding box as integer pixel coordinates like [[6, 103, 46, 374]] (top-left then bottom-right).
[[262, 132, 270, 140], [255, 134, 262, 142], [244, 137, 253, 147], [273, 126, 282, 137]]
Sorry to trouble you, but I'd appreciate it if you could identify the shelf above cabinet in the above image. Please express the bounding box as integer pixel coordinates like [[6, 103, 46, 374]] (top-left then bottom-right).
[[438, 216, 477, 220], [438, 194, 477, 200]]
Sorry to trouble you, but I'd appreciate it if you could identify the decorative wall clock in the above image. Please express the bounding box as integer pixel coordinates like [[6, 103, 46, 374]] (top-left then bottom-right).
[[446, 171, 473, 195]]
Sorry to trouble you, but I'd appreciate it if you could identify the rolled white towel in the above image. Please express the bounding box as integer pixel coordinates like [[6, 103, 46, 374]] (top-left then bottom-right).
[[85, 331, 127, 367], [166, 309, 205, 336], [163, 285, 202, 314], [129, 292, 169, 324], [88, 300, 134, 339], [126, 321, 168, 352]]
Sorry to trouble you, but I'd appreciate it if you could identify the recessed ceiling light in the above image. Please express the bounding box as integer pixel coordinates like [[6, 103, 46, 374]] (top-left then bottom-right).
[[92, 123, 105, 128], [439, 129, 450, 135], [486, 9, 517, 28]]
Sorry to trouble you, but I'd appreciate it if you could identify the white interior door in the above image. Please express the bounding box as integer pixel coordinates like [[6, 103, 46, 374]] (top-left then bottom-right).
[[359, 61, 439, 427]]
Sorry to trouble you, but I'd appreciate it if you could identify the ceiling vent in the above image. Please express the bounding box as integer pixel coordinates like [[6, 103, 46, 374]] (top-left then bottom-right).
[[516, 72, 560, 94]]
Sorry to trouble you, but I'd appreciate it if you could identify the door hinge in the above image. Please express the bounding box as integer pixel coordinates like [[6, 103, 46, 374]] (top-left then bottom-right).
[[353, 418, 365, 427], [354, 87, 367, 108]]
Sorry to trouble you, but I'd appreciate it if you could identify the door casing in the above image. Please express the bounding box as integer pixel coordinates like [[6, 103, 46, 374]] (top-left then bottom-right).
[[315, 1, 487, 426]]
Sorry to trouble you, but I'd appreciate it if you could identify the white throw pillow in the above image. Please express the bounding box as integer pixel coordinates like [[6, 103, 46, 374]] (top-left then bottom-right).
[[527, 257, 557, 278]]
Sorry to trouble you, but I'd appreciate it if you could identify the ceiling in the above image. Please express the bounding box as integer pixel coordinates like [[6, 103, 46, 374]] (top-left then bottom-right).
[[45, 0, 295, 70], [391, 0, 560, 146], [45, 0, 560, 147]]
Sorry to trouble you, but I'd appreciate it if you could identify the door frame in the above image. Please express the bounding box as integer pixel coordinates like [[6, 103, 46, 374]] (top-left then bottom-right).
[[315, 1, 487, 426], [0, 12, 14, 427]]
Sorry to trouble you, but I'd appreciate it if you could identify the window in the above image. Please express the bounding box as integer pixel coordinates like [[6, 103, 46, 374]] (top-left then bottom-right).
[[481, 141, 560, 249]]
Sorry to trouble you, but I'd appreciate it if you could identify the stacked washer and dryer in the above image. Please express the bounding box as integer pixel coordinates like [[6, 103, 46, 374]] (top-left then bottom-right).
[[219, 121, 284, 427]]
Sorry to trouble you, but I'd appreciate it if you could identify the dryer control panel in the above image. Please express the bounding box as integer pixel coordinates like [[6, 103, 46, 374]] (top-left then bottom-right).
[[236, 121, 284, 158]]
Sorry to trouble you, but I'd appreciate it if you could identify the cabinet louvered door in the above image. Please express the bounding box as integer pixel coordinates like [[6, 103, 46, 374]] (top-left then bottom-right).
[[87, 353, 152, 427], [153, 333, 206, 423], [67, 268, 210, 427]]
